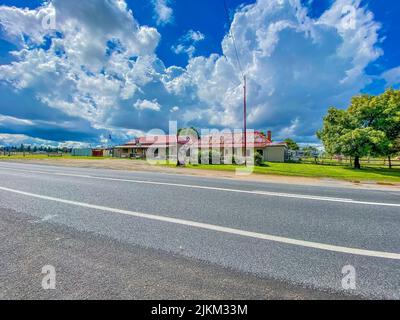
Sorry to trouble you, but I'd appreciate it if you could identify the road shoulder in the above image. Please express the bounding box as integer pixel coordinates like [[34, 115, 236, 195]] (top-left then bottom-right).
[[0, 207, 354, 300]]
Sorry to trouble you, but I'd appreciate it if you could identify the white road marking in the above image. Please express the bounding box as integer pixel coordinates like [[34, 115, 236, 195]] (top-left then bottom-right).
[[0, 165, 399, 207], [0, 185, 399, 260]]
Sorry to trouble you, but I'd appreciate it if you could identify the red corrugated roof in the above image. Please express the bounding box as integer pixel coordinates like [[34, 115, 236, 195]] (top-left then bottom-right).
[[122, 132, 284, 149], [198, 132, 272, 148], [124, 135, 189, 147]]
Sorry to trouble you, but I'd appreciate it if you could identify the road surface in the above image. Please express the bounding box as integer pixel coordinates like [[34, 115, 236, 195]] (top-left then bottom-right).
[[0, 161, 399, 299]]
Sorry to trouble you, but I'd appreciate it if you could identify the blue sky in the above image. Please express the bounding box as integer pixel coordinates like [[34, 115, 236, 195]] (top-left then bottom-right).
[[0, 0, 399, 147]]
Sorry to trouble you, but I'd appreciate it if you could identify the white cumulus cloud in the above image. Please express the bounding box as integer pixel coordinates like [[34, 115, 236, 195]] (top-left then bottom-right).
[[153, 0, 174, 25], [382, 66, 400, 87], [169, 0, 384, 141], [172, 30, 205, 58], [134, 99, 161, 112], [0, 0, 389, 145]]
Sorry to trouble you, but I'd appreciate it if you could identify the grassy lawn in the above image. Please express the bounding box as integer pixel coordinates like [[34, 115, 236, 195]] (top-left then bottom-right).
[[186, 162, 400, 183]]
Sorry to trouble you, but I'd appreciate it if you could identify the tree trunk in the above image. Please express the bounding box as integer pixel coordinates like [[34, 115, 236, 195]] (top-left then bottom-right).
[[388, 156, 392, 169], [354, 156, 361, 169]]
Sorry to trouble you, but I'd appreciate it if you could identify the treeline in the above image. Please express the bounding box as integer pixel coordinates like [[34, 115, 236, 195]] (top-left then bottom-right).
[[0, 144, 72, 154]]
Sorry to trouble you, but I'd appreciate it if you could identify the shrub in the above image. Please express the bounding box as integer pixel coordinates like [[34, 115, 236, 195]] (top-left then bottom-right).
[[254, 152, 264, 166]]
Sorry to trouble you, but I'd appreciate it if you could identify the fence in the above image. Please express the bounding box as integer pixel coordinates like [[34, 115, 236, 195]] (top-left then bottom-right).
[[298, 157, 400, 168]]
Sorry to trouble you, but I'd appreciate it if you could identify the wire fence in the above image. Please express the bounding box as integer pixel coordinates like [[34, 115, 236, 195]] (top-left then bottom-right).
[[299, 157, 400, 168]]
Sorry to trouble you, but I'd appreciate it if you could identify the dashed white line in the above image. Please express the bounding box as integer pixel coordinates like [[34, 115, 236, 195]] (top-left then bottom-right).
[[0, 165, 399, 207], [0, 185, 399, 260]]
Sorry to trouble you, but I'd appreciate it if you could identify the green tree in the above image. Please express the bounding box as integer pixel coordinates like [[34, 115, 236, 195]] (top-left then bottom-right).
[[317, 105, 390, 169], [348, 89, 400, 168], [284, 138, 299, 151], [178, 127, 200, 139]]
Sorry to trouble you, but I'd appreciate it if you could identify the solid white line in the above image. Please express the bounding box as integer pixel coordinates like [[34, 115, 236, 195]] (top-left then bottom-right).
[[0, 165, 399, 207], [0, 185, 399, 260]]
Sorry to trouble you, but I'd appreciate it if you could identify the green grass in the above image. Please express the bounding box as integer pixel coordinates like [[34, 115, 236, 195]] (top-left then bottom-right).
[[186, 162, 400, 183]]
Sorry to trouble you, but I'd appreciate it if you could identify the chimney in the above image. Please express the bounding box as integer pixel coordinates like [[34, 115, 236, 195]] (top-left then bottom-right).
[[267, 131, 272, 142]]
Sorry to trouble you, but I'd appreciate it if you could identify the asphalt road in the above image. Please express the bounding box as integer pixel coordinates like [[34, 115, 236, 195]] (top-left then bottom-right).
[[0, 161, 399, 299]]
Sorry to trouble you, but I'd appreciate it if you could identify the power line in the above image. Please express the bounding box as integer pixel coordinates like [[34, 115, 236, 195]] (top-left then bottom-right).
[[224, 0, 248, 165], [223, 0, 244, 77]]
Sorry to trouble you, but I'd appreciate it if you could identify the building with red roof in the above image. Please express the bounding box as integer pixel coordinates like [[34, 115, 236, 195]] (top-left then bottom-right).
[[114, 131, 288, 163]]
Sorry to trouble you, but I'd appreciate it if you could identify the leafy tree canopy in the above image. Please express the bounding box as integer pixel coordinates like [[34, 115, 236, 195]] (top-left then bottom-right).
[[318, 88, 399, 169], [178, 127, 200, 139], [284, 138, 300, 150]]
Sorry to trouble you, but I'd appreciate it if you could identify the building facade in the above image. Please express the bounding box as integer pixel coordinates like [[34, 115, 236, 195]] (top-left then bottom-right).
[[114, 131, 288, 163]]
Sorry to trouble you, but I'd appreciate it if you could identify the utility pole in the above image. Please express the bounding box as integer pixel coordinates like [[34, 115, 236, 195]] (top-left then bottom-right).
[[176, 131, 180, 166], [243, 75, 247, 166], [224, 0, 248, 166]]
